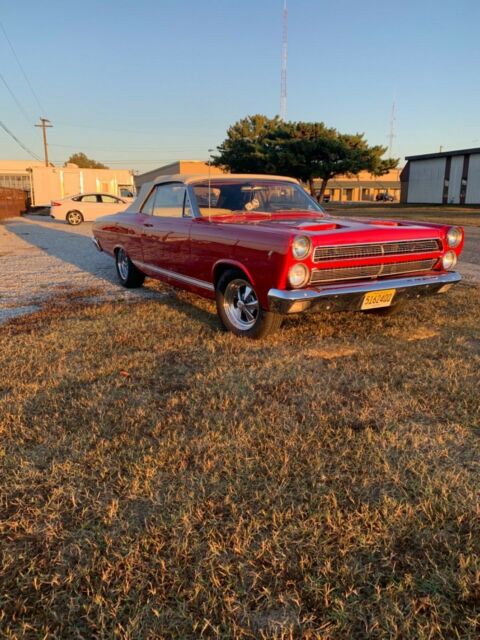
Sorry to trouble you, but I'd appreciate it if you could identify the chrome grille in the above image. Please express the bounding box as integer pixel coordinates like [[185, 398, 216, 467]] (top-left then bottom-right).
[[310, 259, 437, 285], [313, 239, 441, 262]]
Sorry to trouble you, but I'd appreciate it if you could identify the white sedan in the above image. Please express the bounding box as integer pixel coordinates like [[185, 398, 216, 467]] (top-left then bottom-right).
[[50, 193, 132, 225]]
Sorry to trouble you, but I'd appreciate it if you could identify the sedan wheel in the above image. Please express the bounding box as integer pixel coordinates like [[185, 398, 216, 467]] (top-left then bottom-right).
[[115, 248, 145, 288], [66, 210, 83, 225], [223, 279, 260, 330], [216, 269, 282, 338]]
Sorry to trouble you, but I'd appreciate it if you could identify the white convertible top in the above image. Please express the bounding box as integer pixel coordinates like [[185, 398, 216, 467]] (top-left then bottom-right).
[[126, 173, 300, 213]]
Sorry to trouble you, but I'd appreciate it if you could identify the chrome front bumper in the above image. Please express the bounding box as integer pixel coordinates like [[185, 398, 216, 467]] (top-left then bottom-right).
[[268, 271, 461, 314]]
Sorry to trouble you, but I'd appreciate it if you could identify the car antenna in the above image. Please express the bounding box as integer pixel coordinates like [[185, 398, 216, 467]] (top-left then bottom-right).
[[208, 148, 214, 209]]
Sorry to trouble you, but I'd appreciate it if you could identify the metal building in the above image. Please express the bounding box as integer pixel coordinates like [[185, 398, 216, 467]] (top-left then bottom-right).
[[401, 147, 480, 204], [135, 161, 225, 189]]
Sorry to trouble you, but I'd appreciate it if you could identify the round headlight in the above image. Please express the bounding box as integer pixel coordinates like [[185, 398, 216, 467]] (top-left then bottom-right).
[[442, 250, 457, 270], [446, 227, 463, 248], [288, 263, 310, 288], [292, 235, 311, 260]]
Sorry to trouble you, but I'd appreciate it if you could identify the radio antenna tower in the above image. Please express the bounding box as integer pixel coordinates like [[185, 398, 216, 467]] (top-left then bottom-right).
[[280, 0, 288, 120], [388, 101, 396, 157]]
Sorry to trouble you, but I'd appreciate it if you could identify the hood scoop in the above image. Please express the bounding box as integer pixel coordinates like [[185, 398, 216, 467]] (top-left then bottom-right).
[[298, 222, 339, 231], [368, 220, 400, 226]]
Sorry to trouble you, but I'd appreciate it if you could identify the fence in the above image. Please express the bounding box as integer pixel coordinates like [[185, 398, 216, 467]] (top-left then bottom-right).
[[0, 187, 27, 220]]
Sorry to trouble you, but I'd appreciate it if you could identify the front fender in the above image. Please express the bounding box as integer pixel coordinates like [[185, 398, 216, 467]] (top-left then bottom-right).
[[211, 259, 257, 286]]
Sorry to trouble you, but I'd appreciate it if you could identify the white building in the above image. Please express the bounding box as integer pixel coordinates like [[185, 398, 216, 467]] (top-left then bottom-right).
[[0, 160, 135, 207], [401, 148, 480, 204]]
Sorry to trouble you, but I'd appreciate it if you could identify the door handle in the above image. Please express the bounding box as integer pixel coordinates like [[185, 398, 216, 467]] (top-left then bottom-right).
[[143, 223, 154, 227]]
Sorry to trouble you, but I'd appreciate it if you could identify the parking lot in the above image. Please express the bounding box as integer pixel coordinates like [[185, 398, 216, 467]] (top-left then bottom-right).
[[0, 213, 479, 325], [0, 215, 163, 324]]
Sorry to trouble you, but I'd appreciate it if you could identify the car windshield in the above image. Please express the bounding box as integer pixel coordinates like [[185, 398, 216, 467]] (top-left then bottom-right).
[[192, 180, 324, 216]]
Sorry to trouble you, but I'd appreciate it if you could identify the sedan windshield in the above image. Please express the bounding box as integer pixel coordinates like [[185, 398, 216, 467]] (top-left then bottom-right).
[[192, 180, 324, 216]]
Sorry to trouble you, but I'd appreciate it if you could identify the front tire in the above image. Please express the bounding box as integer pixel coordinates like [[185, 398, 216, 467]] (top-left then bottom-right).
[[115, 248, 145, 288], [215, 269, 282, 338], [66, 210, 84, 225]]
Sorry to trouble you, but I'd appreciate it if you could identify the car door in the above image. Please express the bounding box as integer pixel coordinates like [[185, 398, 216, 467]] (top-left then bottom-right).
[[98, 194, 127, 215], [77, 193, 100, 221], [140, 182, 193, 277]]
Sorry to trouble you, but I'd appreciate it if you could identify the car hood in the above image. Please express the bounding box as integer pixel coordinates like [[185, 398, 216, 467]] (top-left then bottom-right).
[[207, 211, 445, 241]]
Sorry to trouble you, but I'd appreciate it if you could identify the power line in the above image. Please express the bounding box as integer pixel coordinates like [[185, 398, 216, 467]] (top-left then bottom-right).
[[53, 120, 218, 138], [49, 143, 217, 152], [0, 120, 42, 160], [0, 20, 45, 114], [0, 70, 31, 123]]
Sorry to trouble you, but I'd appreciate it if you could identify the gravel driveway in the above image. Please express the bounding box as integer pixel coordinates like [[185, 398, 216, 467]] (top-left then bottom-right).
[[0, 214, 479, 325], [0, 215, 161, 324]]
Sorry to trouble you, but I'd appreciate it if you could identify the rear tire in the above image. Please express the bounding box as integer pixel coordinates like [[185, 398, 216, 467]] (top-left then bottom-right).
[[215, 269, 282, 339], [66, 210, 83, 225], [115, 248, 145, 288]]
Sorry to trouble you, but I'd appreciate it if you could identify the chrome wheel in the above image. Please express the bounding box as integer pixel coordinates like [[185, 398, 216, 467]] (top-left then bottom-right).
[[116, 248, 130, 281], [66, 210, 83, 225], [223, 278, 260, 330]]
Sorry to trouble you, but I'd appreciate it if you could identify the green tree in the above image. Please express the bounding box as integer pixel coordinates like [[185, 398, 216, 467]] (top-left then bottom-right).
[[65, 152, 109, 169], [213, 116, 398, 199], [212, 115, 282, 174]]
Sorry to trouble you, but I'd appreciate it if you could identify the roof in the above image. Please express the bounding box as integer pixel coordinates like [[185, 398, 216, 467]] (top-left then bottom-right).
[[68, 192, 127, 198], [405, 147, 480, 161], [126, 174, 300, 214], [0, 160, 45, 172], [150, 173, 298, 185]]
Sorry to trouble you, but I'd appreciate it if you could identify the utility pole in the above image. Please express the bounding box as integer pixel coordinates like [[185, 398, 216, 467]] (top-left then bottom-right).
[[35, 117, 52, 166], [280, 0, 288, 121]]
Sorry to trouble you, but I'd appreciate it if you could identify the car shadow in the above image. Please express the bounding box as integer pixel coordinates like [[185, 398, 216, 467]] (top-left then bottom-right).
[[155, 288, 221, 332], [6, 218, 129, 286], [5, 218, 221, 331]]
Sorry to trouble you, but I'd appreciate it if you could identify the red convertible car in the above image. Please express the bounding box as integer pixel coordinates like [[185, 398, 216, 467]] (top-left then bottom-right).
[[92, 174, 463, 338]]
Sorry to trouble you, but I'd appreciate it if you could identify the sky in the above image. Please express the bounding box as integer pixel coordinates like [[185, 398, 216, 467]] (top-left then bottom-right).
[[1, 0, 479, 172]]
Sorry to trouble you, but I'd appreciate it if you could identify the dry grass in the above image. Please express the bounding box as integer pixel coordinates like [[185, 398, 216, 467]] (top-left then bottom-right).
[[1, 284, 480, 639]]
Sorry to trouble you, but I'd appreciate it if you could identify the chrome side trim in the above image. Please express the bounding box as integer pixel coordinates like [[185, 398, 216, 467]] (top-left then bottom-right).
[[268, 271, 461, 314], [92, 236, 102, 252], [134, 261, 215, 291]]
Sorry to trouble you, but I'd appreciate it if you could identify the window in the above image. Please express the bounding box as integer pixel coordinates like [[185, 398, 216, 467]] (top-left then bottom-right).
[[192, 180, 323, 216], [101, 195, 121, 203], [152, 183, 187, 217], [141, 189, 156, 215], [0, 174, 30, 191], [81, 194, 99, 203]]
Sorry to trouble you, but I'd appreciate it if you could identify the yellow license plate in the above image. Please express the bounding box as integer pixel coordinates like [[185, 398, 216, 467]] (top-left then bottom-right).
[[361, 289, 396, 310]]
